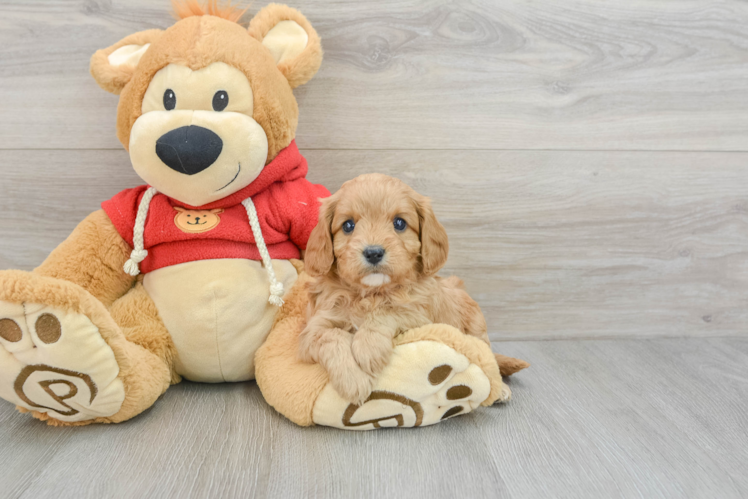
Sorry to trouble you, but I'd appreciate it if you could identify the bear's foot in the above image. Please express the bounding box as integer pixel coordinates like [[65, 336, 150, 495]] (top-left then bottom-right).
[[255, 273, 517, 430], [312, 330, 510, 430], [0, 300, 124, 423]]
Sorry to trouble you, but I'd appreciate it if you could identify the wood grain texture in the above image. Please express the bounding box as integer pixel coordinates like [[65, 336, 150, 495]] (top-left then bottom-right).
[[0, 337, 746, 498], [2, 149, 747, 340], [2, 1, 748, 498], [1, 0, 748, 150]]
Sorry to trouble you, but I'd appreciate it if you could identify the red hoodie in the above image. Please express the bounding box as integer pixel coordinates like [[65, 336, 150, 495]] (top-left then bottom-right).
[[102, 140, 329, 274]]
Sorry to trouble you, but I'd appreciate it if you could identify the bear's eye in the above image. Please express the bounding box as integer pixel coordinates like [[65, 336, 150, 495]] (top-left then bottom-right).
[[342, 220, 355, 234], [393, 217, 407, 232], [212, 91, 229, 112], [163, 89, 176, 110]]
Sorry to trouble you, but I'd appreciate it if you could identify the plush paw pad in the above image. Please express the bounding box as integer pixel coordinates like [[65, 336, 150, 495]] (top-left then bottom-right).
[[312, 340, 494, 430], [0, 301, 125, 422]]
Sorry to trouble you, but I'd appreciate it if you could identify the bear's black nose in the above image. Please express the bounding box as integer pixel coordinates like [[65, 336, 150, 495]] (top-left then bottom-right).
[[363, 246, 385, 265], [155, 125, 223, 175]]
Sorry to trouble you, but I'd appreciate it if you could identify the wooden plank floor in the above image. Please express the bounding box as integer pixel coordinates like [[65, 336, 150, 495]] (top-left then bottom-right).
[[1, 0, 748, 498], [0, 338, 746, 498]]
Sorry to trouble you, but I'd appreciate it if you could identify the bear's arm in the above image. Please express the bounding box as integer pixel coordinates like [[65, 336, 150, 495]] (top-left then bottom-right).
[[34, 209, 136, 308]]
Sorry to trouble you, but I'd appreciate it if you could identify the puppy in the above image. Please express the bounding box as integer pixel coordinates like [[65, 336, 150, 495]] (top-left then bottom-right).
[[299, 173, 503, 404]]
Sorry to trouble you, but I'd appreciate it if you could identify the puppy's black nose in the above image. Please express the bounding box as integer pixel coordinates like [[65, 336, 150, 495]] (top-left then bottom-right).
[[155, 125, 223, 175], [363, 246, 385, 265]]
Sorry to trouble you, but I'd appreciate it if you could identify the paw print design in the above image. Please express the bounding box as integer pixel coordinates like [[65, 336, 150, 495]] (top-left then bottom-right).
[[313, 339, 502, 430], [0, 302, 124, 422]]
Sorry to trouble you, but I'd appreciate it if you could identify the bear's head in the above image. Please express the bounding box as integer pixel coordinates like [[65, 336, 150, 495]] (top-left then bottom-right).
[[90, 2, 322, 207]]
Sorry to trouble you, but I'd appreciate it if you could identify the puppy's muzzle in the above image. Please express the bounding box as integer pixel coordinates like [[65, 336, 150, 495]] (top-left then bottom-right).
[[363, 246, 385, 265]]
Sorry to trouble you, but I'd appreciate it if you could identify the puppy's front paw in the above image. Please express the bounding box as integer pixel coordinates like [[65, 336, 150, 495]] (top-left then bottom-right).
[[329, 364, 374, 405], [351, 332, 392, 377], [297, 330, 320, 364]]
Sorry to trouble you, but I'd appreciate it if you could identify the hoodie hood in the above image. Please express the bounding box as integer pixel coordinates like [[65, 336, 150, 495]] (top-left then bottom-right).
[[175, 139, 307, 210]]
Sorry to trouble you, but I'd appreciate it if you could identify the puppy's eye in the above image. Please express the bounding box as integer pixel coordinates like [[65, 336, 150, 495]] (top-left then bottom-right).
[[342, 220, 355, 234], [163, 89, 176, 110], [393, 217, 407, 232], [212, 91, 229, 111]]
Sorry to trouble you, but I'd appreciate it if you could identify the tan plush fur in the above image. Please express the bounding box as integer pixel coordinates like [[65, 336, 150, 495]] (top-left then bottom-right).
[[299, 174, 527, 404], [29, 210, 176, 419], [90, 30, 164, 95], [110, 282, 181, 385], [34, 210, 135, 308], [393, 325, 506, 407], [248, 3, 323, 89], [255, 270, 330, 426], [0, 271, 172, 426]]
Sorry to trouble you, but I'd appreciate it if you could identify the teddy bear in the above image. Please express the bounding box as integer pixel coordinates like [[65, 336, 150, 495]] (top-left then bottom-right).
[[0, 1, 526, 429]]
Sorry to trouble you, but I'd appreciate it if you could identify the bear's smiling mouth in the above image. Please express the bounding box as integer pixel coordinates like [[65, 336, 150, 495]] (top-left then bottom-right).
[[186, 220, 208, 226], [216, 164, 241, 192]]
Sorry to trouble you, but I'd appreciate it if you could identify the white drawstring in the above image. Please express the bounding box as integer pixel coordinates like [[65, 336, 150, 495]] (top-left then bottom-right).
[[123, 187, 158, 276], [242, 197, 285, 307], [123, 188, 284, 307]]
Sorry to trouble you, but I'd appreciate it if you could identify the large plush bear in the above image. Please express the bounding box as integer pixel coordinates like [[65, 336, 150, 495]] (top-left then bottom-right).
[[0, 2, 526, 429]]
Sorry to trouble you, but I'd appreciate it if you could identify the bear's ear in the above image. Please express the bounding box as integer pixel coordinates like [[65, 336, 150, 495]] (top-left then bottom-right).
[[248, 4, 323, 89], [90, 29, 163, 95]]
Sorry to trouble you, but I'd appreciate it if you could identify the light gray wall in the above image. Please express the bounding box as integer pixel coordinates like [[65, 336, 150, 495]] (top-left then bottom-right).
[[1, 0, 747, 340]]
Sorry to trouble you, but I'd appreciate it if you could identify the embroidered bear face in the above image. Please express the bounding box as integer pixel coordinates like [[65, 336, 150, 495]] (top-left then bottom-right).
[[89, 3, 322, 207], [173, 207, 224, 234]]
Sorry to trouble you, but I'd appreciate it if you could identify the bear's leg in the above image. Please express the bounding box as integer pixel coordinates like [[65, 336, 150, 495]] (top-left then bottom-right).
[[255, 272, 329, 426], [256, 272, 521, 430], [109, 282, 180, 386], [0, 272, 171, 426], [261, 318, 511, 430]]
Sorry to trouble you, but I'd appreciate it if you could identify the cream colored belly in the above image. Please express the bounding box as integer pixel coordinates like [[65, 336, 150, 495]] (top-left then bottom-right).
[[143, 259, 298, 383]]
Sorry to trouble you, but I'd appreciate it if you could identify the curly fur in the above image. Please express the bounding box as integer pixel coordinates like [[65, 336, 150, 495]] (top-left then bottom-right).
[[299, 174, 496, 404]]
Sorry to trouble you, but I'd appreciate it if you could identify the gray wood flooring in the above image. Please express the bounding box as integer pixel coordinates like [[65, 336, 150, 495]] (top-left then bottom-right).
[[1, 0, 747, 498], [1, 338, 747, 498]]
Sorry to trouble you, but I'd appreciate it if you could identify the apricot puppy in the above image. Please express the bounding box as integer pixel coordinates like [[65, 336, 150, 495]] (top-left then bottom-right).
[[299, 174, 491, 404]]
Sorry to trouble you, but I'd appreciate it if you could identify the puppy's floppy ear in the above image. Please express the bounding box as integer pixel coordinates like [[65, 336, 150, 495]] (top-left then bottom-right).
[[416, 194, 449, 277], [305, 194, 338, 277], [90, 29, 162, 95], [248, 4, 323, 89]]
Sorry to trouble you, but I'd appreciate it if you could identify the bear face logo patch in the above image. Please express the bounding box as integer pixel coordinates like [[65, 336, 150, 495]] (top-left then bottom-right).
[[174, 207, 223, 234]]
